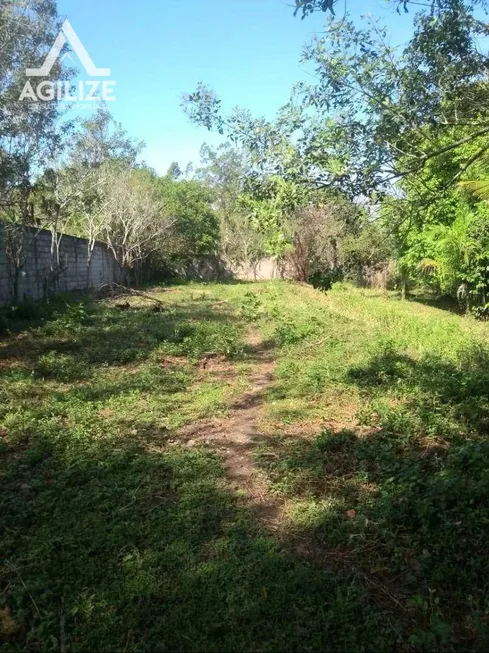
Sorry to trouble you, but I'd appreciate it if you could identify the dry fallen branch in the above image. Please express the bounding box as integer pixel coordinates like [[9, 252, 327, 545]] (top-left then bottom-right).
[[95, 283, 166, 310]]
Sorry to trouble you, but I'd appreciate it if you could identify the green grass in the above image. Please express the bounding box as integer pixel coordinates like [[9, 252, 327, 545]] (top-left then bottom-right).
[[1, 281, 489, 651], [252, 282, 489, 650]]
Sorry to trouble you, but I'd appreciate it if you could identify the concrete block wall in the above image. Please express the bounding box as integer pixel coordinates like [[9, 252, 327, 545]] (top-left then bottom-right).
[[0, 223, 124, 306], [182, 256, 286, 282], [232, 258, 282, 281]]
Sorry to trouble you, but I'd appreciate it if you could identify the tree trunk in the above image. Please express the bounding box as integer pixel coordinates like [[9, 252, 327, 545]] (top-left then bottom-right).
[[400, 273, 409, 300]]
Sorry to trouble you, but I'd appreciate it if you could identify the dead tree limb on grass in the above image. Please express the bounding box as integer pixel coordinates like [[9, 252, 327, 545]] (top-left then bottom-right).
[[95, 283, 166, 311]]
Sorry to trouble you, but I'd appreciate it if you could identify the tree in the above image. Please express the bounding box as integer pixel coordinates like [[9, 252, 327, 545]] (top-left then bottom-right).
[[236, 177, 313, 256], [166, 162, 182, 180], [294, 0, 488, 18], [99, 166, 174, 282], [49, 106, 147, 276], [284, 195, 362, 282], [69, 105, 144, 169], [0, 0, 71, 215], [184, 3, 489, 198], [195, 143, 266, 269], [182, 0, 489, 305], [196, 143, 248, 217], [156, 176, 220, 269], [0, 0, 72, 300]]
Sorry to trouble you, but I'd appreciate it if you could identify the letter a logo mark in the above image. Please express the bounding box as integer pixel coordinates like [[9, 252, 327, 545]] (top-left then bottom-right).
[[26, 20, 110, 77]]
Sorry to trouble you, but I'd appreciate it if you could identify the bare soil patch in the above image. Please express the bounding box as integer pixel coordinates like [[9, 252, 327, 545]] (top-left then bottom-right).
[[178, 327, 284, 527]]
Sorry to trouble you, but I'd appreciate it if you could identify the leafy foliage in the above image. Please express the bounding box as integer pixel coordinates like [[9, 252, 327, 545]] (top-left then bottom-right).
[[156, 175, 220, 268], [0, 0, 70, 221], [182, 0, 489, 306]]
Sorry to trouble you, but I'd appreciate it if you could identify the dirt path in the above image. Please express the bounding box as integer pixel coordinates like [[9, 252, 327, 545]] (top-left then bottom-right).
[[179, 327, 284, 528]]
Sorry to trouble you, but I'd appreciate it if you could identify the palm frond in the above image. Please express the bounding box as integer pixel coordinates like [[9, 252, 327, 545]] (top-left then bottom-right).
[[459, 180, 489, 201], [418, 258, 439, 274]]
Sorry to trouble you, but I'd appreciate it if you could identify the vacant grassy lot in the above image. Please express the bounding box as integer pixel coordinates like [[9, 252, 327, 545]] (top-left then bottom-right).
[[1, 281, 489, 651]]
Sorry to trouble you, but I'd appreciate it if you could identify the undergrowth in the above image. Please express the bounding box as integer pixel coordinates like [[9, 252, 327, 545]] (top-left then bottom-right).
[[2, 281, 489, 651]]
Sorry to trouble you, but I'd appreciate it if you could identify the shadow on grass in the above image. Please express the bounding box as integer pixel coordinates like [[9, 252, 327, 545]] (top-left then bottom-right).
[[0, 293, 97, 336], [256, 346, 489, 649], [0, 426, 398, 652], [1, 289, 344, 651], [0, 289, 411, 652], [0, 299, 247, 384], [407, 293, 465, 315], [5, 286, 489, 650], [348, 345, 489, 430]]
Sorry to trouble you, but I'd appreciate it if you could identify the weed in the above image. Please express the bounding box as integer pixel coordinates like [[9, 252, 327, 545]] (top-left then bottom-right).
[[2, 281, 489, 651], [274, 314, 322, 346], [239, 291, 262, 322], [34, 351, 90, 382]]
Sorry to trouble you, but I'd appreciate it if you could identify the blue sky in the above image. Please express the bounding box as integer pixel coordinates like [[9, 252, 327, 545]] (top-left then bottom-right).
[[56, 0, 415, 174]]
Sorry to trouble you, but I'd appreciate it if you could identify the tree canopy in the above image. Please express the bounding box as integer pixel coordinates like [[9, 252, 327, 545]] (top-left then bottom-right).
[[181, 0, 489, 308]]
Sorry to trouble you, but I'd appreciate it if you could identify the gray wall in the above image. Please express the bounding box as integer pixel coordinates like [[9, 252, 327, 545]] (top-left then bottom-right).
[[232, 258, 282, 281], [0, 223, 123, 306], [181, 257, 286, 282]]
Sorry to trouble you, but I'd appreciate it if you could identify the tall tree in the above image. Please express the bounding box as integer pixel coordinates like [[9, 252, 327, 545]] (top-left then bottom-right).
[[195, 143, 267, 268], [69, 105, 144, 169], [184, 1, 489, 198], [99, 166, 173, 282], [0, 0, 72, 300], [0, 0, 71, 219], [157, 175, 220, 267]]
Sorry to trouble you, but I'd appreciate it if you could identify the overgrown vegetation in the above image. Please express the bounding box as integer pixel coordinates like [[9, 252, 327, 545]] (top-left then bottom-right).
[[6, 0, 489, 304], [183, 0, 489, 309], [2, 281, 489, 650], [5, 0, 489, 649], [252, 282, 489, 651]]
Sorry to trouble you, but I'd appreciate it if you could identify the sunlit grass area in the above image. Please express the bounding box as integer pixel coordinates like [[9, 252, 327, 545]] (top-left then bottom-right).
[[2, 281, 489, 651]]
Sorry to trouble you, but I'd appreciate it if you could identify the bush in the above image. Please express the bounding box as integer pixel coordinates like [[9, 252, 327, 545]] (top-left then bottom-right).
[[238, 291, 262, 321], [309, 270, 343, 292]]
